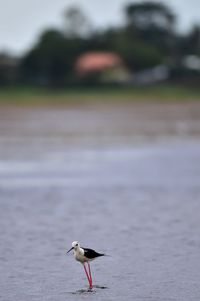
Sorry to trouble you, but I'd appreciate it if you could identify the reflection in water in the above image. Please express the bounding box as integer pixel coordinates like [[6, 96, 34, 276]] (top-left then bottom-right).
[[70, 285, 108, 295]]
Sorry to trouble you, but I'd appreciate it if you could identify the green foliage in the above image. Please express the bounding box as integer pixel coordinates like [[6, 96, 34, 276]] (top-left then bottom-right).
[[180, 25, 200, 56], [125, 1, 175, 30], [122, 41, 163, 71], [21, 30, 70, 86]]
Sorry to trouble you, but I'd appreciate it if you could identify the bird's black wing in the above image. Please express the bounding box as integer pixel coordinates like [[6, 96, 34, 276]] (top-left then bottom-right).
[[83, 248, 104, 259]]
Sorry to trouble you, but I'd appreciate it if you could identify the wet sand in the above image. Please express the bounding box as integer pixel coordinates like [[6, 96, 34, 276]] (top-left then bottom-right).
[[0, 100, 200, 301]]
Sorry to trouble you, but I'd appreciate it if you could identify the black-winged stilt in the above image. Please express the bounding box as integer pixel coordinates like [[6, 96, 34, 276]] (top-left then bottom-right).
[[67, 241, 105, 289]]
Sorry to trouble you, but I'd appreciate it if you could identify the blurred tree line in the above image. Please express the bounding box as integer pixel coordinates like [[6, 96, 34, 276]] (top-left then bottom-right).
[[0, 1, 200, 87]]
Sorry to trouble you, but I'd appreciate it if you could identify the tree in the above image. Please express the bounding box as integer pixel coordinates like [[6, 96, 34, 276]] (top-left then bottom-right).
[[186, 25, 200, 55], [125, 1, 175, 31], [21, 29, 74, 86], [63, 7, 91, 38], [125, 2, 176, 53]]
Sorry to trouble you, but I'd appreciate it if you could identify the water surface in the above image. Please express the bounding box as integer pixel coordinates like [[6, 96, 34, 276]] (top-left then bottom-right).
[[0, 103, 200, 301]]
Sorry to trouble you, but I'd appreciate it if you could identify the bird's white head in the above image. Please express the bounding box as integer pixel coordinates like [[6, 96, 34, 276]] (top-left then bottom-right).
[[67, 241, 80, 253], [72, 241, 80, 249]]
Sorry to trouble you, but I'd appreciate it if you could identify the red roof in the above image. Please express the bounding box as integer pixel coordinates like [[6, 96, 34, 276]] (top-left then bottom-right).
[[75, 51, 122, 73]]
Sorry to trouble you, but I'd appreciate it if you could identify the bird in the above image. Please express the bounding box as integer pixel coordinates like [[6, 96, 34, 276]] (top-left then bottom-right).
[[67, 241, 105, 289]]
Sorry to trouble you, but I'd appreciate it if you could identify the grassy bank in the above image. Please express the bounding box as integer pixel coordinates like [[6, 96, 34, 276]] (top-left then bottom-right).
[[0, 84, 200, 105]]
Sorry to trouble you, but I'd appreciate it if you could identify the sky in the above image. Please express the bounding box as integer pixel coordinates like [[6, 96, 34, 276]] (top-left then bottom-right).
[[0, 0, 200, 55]]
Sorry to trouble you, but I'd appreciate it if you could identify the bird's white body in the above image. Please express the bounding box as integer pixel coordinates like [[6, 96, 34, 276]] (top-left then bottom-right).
[[73, 246, 87, 263]]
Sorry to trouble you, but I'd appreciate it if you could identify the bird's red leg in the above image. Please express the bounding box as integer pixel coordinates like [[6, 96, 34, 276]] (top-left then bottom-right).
[[83, 263, 92, 289], [87, 262, 93, 287]]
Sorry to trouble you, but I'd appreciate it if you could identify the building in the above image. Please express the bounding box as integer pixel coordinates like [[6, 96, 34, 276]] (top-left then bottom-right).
[[75, 51, 130, 83]]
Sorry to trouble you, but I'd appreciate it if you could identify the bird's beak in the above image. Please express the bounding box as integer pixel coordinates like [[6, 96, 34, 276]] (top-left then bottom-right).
[[67, 247, 74, 254]]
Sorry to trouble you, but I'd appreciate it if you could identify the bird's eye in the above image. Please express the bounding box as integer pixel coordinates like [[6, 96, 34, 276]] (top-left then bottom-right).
[[76, 244, 78, 246]]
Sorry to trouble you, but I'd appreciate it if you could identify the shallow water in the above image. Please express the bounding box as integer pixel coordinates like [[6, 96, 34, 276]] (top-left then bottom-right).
[[0, 104, 200, 301]]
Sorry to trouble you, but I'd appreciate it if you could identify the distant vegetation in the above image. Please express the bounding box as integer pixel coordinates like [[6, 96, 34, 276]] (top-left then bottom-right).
[[0, 84, 200, 106], [0, 1, 200, 88]]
